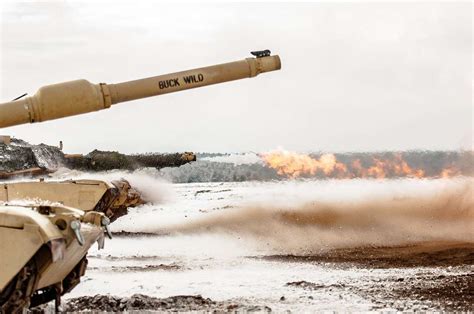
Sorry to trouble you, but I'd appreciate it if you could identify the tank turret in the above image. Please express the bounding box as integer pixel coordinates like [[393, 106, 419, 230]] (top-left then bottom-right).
[[0, 53, 281, 128]]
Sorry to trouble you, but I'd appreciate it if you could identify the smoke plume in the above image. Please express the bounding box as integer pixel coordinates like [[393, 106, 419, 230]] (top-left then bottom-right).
[[51, 168, 175, 204]]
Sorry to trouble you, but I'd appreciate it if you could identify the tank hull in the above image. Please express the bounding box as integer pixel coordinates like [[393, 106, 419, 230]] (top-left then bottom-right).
[[1, 179, 143, 222], [0, 204, 108, 311]]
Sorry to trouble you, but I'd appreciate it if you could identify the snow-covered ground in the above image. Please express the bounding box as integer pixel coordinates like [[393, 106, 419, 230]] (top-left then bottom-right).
[[63, 177, 473, 311]]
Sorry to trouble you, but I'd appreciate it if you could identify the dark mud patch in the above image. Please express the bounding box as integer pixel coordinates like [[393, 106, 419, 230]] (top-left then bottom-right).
[[88, 263, 181, 272], [362, 272, 473, 311], [284, 273, 473, 311], [112, 231, 169, 237], [195, 189, 232, 196], [63, 294, 271, 312], [88, 254, 163, 262], [260, 243, 474, 268], [286, 281, 346, 290]]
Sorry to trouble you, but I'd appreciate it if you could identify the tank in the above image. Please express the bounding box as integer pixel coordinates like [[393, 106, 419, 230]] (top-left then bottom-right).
[[0, 137, 197, 179], [0, 51, 281, 311]]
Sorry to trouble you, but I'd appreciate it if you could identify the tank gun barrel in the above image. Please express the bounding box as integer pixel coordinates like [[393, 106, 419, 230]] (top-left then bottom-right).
[[0, 53, 281, 128]]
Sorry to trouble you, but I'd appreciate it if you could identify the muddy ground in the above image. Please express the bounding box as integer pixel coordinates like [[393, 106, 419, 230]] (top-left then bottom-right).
[[262, 242, 474, 268], [30, 243, 472, 313], [63, 294, 271, 313], [285, 272, 472, 312], [275, 243, 473, 311]]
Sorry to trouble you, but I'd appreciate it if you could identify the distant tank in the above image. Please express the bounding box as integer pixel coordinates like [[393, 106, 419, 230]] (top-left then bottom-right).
[[63, 149, 197, 172], [0, 137, 196, 179], [0, 51, 281, 311]]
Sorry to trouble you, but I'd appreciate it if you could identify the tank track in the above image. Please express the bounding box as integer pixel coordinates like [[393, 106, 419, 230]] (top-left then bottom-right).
[[1, 254, 89, 312], [0, 259, 37, 313]]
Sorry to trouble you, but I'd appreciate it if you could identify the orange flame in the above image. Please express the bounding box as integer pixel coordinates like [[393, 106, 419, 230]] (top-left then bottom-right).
[[261, 151, 347, 178], [260, 150, 453, 179], [440, 167, 461, 178]]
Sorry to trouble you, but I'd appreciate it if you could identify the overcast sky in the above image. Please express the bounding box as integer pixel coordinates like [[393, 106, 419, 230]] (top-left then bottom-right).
[[0, 1, 472, 153]]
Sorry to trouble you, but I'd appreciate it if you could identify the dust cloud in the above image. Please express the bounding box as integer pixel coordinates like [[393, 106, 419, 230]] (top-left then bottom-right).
[[160, 178, 473, 253], [51, 168, 175, 204]]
